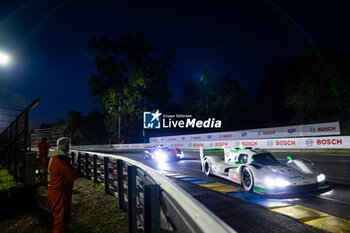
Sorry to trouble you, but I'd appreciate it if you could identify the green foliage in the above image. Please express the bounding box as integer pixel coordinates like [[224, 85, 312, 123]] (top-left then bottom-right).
[[87, 32, 174, 142], [181, 69, 252, 131], [256, 45, 350, 127], [0, 169, 22, 191]]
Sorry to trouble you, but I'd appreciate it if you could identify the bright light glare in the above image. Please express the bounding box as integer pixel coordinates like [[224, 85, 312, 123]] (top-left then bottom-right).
[[178, 151, 184, 159], [317, 174, 325, 182], [157, 163, 169, 170], [265, 177, 291, 187], [155, 151, 167, 162], [0, 52, 10, 66]]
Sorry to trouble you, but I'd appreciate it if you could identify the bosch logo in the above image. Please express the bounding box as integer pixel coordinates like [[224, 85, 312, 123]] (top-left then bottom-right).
[[317, 139, 342, 145], [223, 134, 232, 138], [267, 140, 273, 147], [193, 143, 204, 147], [306, 139, 313, 147], [242, 141, 258, 147], [263, 131, 275, 135], [318, 127, 336, 132], [276, 140, 296, 146], [214, 142, 228, 147]]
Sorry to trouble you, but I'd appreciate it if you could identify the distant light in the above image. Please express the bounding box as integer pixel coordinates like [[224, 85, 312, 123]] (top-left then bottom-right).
[[200, 75, 204, 82], [0, 52, 10, 66]]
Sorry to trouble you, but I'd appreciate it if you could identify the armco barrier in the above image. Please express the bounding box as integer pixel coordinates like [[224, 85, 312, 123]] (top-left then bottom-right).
[[71, 136, 350, 151], [71, 150, 236, 233]]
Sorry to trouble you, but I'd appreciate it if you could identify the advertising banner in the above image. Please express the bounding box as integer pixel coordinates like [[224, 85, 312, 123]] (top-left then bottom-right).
[[149, 122, 341, 143]]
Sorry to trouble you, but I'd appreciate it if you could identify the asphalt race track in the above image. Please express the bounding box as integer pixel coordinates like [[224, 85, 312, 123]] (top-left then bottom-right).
[[108, 151, 350, 233]]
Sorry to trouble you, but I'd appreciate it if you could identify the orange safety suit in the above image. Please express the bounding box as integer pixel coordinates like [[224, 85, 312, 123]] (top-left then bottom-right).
[[48, 151, 78, 233], [37, 141, 51, 169]]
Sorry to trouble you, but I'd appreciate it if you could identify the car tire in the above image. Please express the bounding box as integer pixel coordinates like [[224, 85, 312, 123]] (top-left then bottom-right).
[[204, 160, 211, 176], [242, 167, 254, 191]]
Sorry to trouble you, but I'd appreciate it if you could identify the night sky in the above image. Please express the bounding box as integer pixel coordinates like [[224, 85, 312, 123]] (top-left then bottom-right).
[[0, 0, 349, 129]]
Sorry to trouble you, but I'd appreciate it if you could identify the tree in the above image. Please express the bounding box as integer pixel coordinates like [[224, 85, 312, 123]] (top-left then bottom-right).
[[285, 45, 350, 125], [87, 32, 174, 142]]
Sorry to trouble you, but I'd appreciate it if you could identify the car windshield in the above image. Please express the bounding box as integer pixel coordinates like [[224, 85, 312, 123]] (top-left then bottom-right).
[[252, 153, 281, 165]]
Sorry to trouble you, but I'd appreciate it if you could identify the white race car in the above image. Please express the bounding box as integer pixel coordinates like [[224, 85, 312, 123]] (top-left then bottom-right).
[[200, 147, 328, 194]]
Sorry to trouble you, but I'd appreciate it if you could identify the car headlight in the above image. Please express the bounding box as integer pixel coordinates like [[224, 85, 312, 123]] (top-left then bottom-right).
[[177, 151, 184, 158], [317, 174, 325, 182], [155, 151, 168, 162], [265, 177, 291, 187]]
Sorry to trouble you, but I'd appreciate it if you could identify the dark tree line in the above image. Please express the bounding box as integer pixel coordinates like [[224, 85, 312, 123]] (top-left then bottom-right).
[[42, 33, 350, 144]]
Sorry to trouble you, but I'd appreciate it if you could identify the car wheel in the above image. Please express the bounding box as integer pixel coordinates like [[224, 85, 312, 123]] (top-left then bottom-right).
[[242, 167, 254, 191], [204, 160, 211, 176]]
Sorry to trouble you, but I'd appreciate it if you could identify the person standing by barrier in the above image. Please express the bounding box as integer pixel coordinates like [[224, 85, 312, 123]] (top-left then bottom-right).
[[48, 137, 77, 233], [37, 137, 51, 181]]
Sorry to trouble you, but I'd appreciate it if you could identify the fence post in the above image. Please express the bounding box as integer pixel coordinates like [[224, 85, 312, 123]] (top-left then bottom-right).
[[93, 154, 98, 183], [128, 165, 137, 233], [144, 184, 160, 233], [77, 152, 81, 176], [117, 159, 125, 210], [84, 153, 89, 179], [104, 157, 109, 194]]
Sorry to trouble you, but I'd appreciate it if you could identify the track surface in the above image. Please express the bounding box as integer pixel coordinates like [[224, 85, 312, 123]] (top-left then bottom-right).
[[110, 151, 350, 232]]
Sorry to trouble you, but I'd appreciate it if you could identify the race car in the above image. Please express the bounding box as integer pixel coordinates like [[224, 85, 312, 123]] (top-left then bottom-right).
[[200, 147, 328, 194], [144, 145, 184, 162]]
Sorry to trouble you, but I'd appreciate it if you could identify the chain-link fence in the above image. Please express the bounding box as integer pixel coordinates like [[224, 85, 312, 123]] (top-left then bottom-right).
[[29, 126, 67, 150]]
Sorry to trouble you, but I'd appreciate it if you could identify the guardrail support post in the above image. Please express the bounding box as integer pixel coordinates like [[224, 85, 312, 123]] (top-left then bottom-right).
[[93, 154, 97, 183], [144, 184, 160, 233], [128, 165, 137, 233], [104, 157, 109, 194], [117, 159, 125, 210], [84, 153, 89, 179], [77, 152, 82, 176]]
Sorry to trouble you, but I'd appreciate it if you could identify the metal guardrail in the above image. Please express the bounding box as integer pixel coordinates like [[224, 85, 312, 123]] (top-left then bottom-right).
[[71, 150, 236, 233]]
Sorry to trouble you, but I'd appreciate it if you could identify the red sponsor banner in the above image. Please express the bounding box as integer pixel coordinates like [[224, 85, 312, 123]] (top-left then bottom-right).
[[193, 143, 204, 147], [115, 145, 121, 148], [276, 140, 296, 146], [317, 139, 342, 145], [174, 144, 184, 147], [223, 134, 232, 138], [263, 131, 276, 135], [123, 145, 130, 148], [215, 142, 228, 147], [169, 138, 177, 141], [132, 145, 141, 148], [242, 141, 258, 146], [318, 127, 336, 132], [192, 136, 201, 140]]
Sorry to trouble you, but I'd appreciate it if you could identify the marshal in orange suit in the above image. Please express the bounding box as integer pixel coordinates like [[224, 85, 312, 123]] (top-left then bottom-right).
[[48, 137, 77, 233]]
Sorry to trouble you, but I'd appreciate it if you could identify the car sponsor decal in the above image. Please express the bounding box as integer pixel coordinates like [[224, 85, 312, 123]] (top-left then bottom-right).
[[232, 173, 238, 182]]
